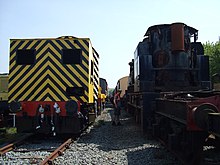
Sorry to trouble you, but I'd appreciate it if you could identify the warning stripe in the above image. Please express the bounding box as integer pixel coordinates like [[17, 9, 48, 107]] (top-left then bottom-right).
[[92, 48, 99, 100], [9, 37, 95, 104], [9, 48, 88, 94]]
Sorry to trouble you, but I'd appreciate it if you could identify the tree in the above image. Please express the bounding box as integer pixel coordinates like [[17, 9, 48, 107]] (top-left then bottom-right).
[[108, 88, 114, 97], [203, 41, 220, 78]]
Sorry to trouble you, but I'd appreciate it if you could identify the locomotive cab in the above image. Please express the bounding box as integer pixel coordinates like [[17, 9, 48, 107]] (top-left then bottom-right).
[[133, 23, 211, 93]]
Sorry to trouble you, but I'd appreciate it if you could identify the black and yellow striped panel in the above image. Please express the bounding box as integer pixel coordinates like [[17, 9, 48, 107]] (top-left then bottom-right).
[[93, 48, 99, 100], [9, 37, 96, 103]]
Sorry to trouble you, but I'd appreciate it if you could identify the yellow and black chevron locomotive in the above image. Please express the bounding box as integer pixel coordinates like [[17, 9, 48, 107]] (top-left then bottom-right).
[[9, 36, 99, 134]]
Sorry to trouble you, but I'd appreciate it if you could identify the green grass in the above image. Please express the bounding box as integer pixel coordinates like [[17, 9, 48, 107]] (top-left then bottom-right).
[[0, 127, 17, 145], [6, 127, 17, 134]]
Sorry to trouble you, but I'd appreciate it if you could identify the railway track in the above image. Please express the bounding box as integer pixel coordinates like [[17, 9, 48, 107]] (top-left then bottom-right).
[[0, 119, 92, 164], [40, 138, 73, 165], [0, 133, 33, 155], [3, 107, 219, 164], [0, 135, 74, 164]]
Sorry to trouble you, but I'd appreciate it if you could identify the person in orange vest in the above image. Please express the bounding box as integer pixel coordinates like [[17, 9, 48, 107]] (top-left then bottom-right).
[[112, 89, 122, 126]]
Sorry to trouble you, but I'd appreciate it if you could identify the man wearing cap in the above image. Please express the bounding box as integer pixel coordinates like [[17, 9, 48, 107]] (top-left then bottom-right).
[[112, 89, 122, 126]]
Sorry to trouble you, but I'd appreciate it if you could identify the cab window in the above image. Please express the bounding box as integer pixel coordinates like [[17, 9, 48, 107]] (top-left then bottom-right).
[[62, 49, 81, 64]]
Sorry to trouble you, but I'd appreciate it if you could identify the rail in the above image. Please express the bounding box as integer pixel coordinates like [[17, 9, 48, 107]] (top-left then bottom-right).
[[0, 133, 33, 155], [40, 138, 73, 165]]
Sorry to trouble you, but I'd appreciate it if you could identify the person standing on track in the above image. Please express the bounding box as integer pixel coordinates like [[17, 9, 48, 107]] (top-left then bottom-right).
[[112, 89, 122, 126]]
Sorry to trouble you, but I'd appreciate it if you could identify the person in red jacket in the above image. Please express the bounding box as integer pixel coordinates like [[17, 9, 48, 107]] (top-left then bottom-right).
[[112, 89, 122, 126]]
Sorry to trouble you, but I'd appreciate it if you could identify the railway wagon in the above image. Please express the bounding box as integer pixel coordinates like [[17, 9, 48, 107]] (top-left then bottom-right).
[[0, 74, 10, 127], [0, 74, 8, 101], [9, 36, 99, 135], [98, 78, 108, 112], [0, 74, 9, 114], [115, 76, 128, 98], [112, 76, 128, 108], [113, 76, 128, 99], [127, 23, 220, 164]]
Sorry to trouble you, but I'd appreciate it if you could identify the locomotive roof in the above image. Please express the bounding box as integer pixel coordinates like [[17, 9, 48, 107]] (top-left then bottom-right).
[[10, 36, 91, 41], [144, 23, 198, 37], [0, 73, 8, 76]]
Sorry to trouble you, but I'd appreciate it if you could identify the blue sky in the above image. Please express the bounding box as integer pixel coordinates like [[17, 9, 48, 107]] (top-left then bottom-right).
[[0, 0, 220, 88]]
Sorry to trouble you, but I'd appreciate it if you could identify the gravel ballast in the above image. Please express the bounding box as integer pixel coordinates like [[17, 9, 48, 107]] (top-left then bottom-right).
[[54, 107, 181, 165]]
